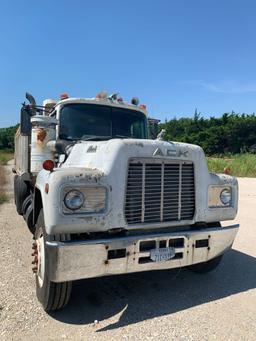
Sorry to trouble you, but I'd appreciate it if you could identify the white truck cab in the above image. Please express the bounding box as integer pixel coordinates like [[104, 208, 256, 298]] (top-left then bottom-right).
[[14, 92, 239, 311]]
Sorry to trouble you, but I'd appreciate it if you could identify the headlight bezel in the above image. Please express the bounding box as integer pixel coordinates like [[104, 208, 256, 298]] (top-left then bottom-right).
[[61, 185, 107, 215], [208, 185, 232, 208]]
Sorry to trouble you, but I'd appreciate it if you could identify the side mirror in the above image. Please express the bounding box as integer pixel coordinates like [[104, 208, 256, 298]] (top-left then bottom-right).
[[20, 92, 37, 136], [148, 118, 161, 139], [20, 107, 32, 136]]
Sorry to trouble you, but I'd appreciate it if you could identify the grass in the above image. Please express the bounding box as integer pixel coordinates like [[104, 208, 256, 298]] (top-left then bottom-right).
[[0, 149, 11, 204], [207, 153, 256, 177], [0, 149, 13, 165], [0, 164, 8, 204], [0, 191, 8, 204]]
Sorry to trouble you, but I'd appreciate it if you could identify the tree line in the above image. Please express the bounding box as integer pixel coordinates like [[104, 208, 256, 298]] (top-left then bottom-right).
[[160, 112, 256, 155], [0, 124, 18, 150], [1, 112, 256, 155]]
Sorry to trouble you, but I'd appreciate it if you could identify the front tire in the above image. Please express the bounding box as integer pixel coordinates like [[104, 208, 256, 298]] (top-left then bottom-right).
[[22, 195, 36, 235], [188, 255, 223, 273], [33, 210, 72, 311]]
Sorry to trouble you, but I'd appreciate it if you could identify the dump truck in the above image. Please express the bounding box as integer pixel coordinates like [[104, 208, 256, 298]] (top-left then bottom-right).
[[14, 92, 239, 311]]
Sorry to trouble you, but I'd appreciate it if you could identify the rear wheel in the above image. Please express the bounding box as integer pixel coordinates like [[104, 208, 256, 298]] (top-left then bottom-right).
[[33, 210, 72, 311], [189, 255, 223, 273]]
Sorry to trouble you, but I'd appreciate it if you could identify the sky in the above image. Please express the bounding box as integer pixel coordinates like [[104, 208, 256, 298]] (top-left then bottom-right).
[[0, 0, 255, 127]]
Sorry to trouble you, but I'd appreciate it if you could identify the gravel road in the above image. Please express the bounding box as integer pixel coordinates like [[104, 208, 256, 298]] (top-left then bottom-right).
[[1, 163, 256, 340]]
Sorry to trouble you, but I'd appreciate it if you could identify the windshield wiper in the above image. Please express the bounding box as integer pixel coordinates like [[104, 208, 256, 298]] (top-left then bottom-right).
[[59, 135, 80, 141], [71, 135, 132, 141], [112, 134, 130, 139], [81, 135, 131, 141], [81, 135, 112, 141]]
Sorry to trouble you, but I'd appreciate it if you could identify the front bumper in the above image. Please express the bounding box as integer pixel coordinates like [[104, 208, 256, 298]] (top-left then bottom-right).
[[46, 224, 239, 282]]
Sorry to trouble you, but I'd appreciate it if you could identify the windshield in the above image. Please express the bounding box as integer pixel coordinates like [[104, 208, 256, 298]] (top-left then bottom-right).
[[59, 103, 148, 140]]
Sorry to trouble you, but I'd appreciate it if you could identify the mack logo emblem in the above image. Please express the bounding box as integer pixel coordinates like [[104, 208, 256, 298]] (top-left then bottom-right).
[[178, 150, 189, 157], [153, 148, 188, 157], [153, 148, 164, 156], [167, 149, 177, 156], [87, 145, 97, 153]]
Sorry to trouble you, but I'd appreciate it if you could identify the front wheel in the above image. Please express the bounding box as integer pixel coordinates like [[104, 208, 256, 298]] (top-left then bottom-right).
[[188, 255, 223, 273], [33, 210, 72, 311]]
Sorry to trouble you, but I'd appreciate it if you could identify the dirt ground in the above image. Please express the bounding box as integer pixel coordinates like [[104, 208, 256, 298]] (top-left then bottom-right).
[[0, 163, 256, 340]]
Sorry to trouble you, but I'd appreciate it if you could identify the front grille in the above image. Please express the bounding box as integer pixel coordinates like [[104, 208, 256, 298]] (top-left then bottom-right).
[[125, 159, 195, 225]]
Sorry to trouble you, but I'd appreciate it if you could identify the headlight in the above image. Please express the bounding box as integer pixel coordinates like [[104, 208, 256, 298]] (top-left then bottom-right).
[[62, 186, 107, 214], [220, 188, 232, 205], [64, 190, 85, 210]]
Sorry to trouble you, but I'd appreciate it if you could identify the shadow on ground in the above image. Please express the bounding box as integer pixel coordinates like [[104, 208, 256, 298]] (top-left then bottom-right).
[[50, 250, 256, 331]]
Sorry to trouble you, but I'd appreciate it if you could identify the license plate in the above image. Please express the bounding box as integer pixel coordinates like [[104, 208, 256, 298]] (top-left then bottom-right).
[[150, 247, 175, 262]]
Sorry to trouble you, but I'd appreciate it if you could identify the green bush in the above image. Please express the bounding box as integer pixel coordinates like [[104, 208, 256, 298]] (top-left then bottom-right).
[[160, 112, 256, 155], [0, 124, 18, 151]]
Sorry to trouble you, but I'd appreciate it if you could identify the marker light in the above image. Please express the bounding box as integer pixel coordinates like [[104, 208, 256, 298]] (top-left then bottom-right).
[[139, 104, 147, 110], [131, 97, 139, 105], [109, 93, 118, 100], [43, 160, 54, 171], [60, 93, 69, 100], [96, 91, 108, 99], [45, 183, 49, 194]]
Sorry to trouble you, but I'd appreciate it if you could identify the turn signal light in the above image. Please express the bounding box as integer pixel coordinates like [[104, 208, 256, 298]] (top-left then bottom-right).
[[45, 183, 49, 194], [43, 160, 55, 171], [224, 166, 231, 175], [139, 104, 147, 110]]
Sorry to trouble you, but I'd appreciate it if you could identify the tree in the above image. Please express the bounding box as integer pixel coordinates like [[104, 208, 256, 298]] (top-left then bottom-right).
[[0, 124, 19, 150], [159, 113, 256, 155]]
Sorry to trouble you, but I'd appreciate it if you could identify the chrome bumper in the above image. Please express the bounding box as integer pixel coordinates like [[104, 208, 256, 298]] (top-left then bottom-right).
[[46, 224, 239, 282]]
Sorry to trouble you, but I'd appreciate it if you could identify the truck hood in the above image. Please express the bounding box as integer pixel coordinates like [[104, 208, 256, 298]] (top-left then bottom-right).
[[39, 138, 238, 234], [62, 139, 207, 172]]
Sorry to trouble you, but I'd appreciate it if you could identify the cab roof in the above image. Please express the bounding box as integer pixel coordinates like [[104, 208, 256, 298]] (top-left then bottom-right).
[[54, 97, 148, 116]]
